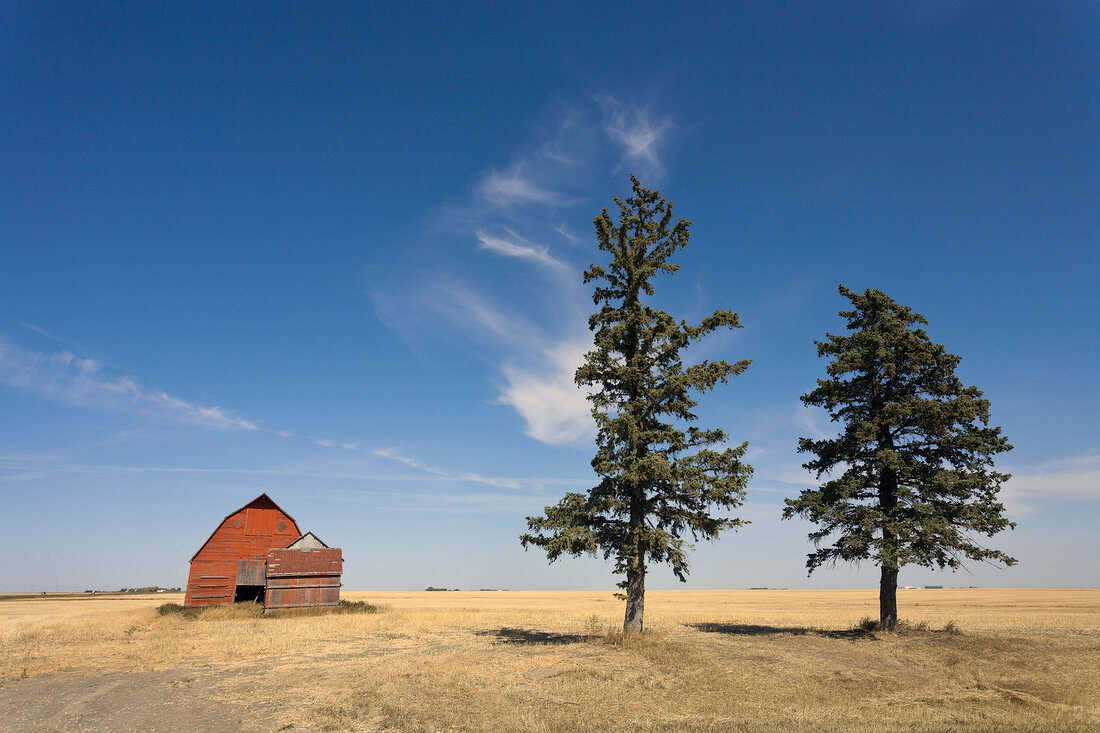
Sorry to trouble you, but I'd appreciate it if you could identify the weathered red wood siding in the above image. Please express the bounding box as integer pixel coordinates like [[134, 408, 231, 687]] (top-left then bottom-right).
[[184, 494, 301, 607], [264, 547, 343, 610]]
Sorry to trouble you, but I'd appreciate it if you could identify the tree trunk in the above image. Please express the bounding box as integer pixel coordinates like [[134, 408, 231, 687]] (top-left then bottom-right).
[[623, 548, 646, 634], [877, 424, 899, 630], [879, 565, 898, 630], [621, 264, 646, 635]]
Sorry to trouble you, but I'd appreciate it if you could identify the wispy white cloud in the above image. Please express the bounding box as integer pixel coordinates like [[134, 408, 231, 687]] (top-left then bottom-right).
[[535, 108, 594, 166], [0, 335, 258, 431], [477, 165, 565, 207], [1002, 452, 1100, 516], [554, 222, 582, 246], [476, 228, 568, 273], [598, 97, 673, 179], [793, 405, 831, 440], [0, 455, 564, 484], [312, 439, 359, 450], [410, 284, 593, 445], [762, 452, 1100, 519], [372, 446, 583, 491], [19, 322, 84, 349], [370, 96, 675, 447], [498, 340, 594, 445], [769, 467, 822, 487], [428, 282, 540, 347], [373, 446, 519, 489], [0, 457, 592, 514], [21, 322, 64, 340], [473, 107, 600, 209]]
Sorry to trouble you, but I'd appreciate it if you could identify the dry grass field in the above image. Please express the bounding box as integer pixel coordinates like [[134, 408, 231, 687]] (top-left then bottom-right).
[[1, 588, 1098, 731]]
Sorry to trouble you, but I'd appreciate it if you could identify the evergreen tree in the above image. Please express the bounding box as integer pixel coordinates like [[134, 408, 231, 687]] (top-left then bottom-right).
[[784, 286, 1015, 629], [521, 176, 752, 633]]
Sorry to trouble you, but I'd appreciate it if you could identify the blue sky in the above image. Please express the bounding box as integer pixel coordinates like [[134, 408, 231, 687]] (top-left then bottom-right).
[[1, 2, 1097, 592]]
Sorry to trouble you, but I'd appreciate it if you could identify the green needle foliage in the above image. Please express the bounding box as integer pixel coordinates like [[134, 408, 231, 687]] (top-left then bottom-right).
[[521, 176, 753, 634], [784, 286, 1015, 629]]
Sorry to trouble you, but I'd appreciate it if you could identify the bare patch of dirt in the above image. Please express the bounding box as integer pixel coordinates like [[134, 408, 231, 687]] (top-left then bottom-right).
[[0, 668, 308, 732]]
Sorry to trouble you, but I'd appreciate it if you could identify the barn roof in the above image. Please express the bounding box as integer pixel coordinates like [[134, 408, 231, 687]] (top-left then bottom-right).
[[267, 546, 343, 576], [189, 493, 300, 562]]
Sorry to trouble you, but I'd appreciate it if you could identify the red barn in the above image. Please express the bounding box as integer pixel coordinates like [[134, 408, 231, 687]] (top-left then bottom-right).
[[184, 494, 302, 607]]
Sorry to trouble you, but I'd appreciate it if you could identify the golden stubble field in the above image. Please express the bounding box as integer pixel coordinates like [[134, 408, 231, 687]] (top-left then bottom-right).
[[1, 588, 1098, 732]]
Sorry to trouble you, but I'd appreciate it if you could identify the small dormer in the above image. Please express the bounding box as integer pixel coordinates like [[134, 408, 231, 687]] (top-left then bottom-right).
[[284, 531, 329, 551]]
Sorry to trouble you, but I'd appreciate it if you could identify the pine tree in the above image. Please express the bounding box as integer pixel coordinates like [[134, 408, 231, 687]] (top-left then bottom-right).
[[521, 176, 752, 634], [784, 285, 1015, 629]]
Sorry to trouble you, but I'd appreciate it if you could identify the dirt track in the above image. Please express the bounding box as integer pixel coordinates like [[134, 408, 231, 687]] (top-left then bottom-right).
[[0, 669, 308, 733]]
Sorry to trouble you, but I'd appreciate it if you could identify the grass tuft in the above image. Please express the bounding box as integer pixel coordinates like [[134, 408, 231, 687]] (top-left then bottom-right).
[[156, 602, 203, 619], [856, 616, 880, 632], [155, 599, 381, 621], [854, 616, 963, 636], [333, 599, 381, 614], [265, 600, 382, 618]]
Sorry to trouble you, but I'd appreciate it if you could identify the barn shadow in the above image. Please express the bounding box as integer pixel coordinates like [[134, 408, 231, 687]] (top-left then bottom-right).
[[689, 622, 878, 640], [476, 627, 591, 645]]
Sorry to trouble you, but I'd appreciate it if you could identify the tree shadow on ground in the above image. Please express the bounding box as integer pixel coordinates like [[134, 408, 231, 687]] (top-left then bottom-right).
[[689, 623, 878, 641], [476, 628, 591, 645]]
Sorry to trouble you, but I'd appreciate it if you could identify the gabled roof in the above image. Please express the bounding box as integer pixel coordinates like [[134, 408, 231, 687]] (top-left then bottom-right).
[[285, 531, 330, 550], [189, 493, 300, 562]]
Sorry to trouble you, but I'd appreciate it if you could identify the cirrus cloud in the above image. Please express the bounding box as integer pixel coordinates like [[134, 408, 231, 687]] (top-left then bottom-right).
[[0, 335, 258, 431]]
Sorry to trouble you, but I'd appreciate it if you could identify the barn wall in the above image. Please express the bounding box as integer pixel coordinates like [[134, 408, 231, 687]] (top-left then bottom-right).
[[184, 496, 301, 607]]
